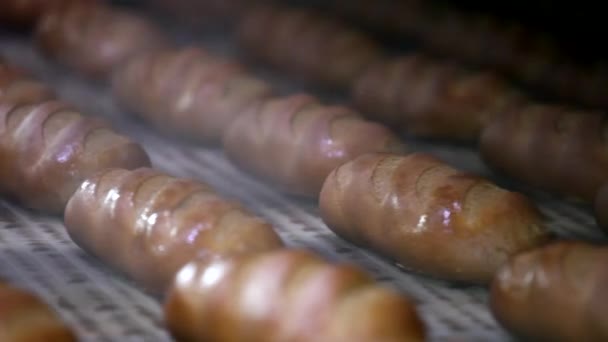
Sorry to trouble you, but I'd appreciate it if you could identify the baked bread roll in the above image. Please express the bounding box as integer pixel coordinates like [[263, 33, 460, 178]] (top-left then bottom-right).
[[64, 168, 283, 293], [112, 47, 273, 144], [35, 2, 169, 78], [480, 103, 608, 202], [0, 281, 77, 341], [0, 96, 150, 213], [222, 94, 405, 197], [237, 5, 384, 88], [165, 249, 426, 342], [319, 152, 550, 284], [490, 242, 608, 341], [352, 54, 523, 141]]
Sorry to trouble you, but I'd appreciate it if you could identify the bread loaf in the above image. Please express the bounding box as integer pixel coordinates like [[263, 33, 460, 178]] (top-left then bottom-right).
[[64, 168, 283, 293]]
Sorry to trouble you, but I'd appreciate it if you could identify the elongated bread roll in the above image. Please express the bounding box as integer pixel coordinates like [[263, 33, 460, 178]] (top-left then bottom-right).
[[223, 94, 405, 197], [0, 96, 150, 213], [237, 5, 384, 88], [35, 2, 169, 78], [64, 168, 283, 293], [165, 249, 426, 342], [0, 282, 77, 341], [319, 152, 550, 284], [490, 242, 608, 341], [352, 55, 523, 141], [480, 103, 608, 201], [113, 47, 273, 144]]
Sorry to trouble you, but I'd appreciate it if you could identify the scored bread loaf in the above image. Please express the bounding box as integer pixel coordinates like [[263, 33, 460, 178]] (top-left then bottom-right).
[[165, 249, 426, 342], [352, 54, 523, 141], [319, 152, 550, 284], [223, 94, 405, 197], [112, 47, 273, 144], [0, 71, 150, 213], [64, 168, 283, 293], [490, 242, 608, 341], [35, 1, 169, 78]]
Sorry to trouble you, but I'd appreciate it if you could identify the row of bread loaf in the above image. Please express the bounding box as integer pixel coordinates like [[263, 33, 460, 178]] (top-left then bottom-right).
[[0, 54, 425, 341], [0, 4, 427, 341], [22, 4, 555, 342], [235, 4, 608, 221], [4, 1, 608, 340], [142, 0, 608, 112], [117, 3, 608, 341], [32, 0, 551, 284], [290, 0, 608, 109]]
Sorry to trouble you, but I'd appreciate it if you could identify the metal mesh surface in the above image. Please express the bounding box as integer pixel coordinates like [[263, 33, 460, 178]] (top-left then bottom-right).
[[0, 14, 604, 341]]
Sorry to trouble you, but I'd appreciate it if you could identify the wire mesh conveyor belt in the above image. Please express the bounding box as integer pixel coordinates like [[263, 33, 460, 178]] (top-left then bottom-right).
[[0, 21, 605, 342]]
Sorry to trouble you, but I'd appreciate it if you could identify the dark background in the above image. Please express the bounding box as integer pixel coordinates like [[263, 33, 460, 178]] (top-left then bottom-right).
[[438, 1, 604, 60]]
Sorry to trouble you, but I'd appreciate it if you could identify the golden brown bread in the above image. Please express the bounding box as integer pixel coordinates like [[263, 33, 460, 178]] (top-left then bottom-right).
[[112, 47, 273, 144], [164, 249, 426, 342], [490, 242, 608, 341], [222, 94, 405, 197], [0, 93, 150, 213], [319, 152, 550, 284], [35, 2, 169, 79], [0, 282, 77, 341], [64, 168, 284, 293], [480, 103, 608, 202], [237, 5, 384, 88], [352, 55, 523, 141]]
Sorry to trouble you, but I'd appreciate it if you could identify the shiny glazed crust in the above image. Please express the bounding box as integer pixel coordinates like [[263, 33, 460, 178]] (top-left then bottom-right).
[[490, 242, 608, 341], [0, 93, 150, 213], [164, 249, 426, 342], [112, 47, 273, 144], [319, 152, 550, 284], [64, 168, 283, 293], [222, 94, 406, 197]]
